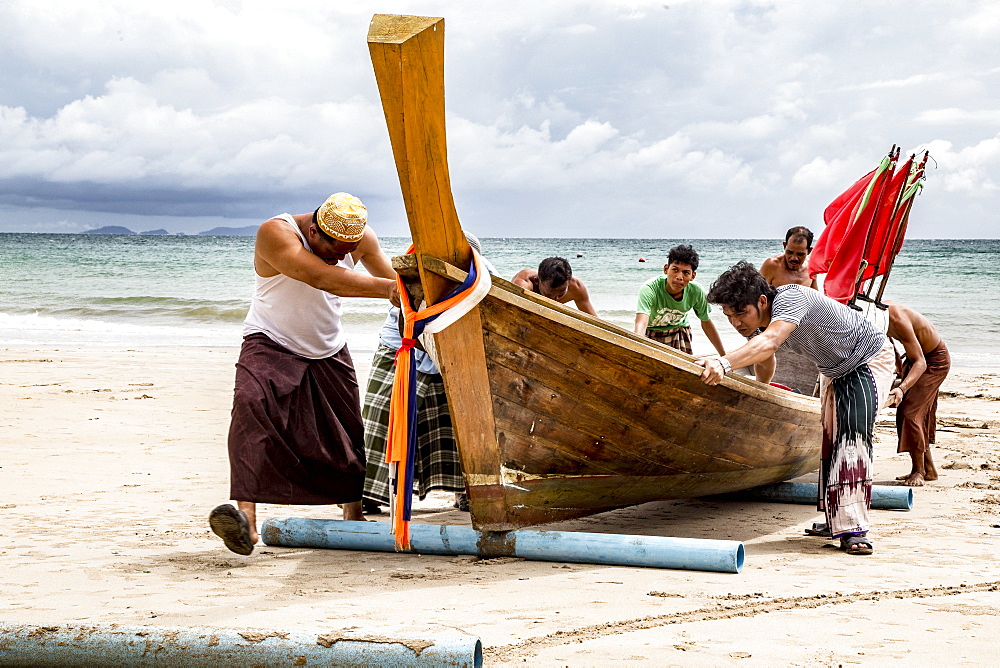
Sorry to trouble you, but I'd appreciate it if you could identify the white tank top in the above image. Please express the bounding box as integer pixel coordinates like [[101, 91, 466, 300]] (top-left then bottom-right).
[[242, 214, 355, 359]]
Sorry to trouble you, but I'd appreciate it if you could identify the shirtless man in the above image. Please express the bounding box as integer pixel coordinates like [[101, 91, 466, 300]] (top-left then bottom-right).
[[885, 301, 951, 487], [512, 257, 598, 316], [756, 226, 819, 391], [760, 226, 818, 289]]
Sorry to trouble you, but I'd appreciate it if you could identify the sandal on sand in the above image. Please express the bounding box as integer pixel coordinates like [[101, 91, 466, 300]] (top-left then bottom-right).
[[839, 535, 873, 555], [209, 504, 254, 555], [804, 522, 832, 537], [453, 493, 470, 512]]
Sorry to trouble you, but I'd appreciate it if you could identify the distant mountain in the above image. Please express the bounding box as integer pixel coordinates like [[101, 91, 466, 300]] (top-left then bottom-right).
[[198, 225, 259, 236], [140, 228, 170, 235], [83, 226, 135, 235]]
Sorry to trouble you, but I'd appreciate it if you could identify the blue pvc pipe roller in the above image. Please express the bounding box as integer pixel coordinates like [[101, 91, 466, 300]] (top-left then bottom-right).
[[0, 623, 482, 667], [731, 481, 913, 510], [262, 519, 745, 573]]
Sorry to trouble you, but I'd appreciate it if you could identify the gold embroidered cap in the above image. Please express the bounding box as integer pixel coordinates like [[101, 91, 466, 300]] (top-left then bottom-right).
[[316, 192, 367, 242]]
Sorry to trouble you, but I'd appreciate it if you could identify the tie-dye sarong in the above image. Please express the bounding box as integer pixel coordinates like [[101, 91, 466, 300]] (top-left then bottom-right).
[[817, 340, 895, 537]]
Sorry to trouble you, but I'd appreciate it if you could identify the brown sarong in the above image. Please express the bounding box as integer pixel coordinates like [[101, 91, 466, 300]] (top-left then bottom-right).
[[227, 333, 366, 505], [645, 325, 693, 354], [896, 340, 950, 454]]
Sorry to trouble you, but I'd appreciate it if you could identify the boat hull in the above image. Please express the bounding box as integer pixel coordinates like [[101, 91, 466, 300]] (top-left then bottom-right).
[[425, 266, 823, 531]]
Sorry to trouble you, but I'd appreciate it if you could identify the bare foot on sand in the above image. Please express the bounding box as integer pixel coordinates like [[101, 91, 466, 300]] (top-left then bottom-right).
[[896, 472, 925, 486], [897, 450, 938, 486], [923, 452, 939, 481], [340, 501, 367, 522]]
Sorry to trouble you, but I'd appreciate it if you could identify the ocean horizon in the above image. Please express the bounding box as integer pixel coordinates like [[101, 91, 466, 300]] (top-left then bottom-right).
[[2, 233, 997, 367]]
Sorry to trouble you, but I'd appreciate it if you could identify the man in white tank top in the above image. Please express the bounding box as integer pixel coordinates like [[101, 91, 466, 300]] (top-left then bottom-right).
[[209, 192, 399, 555]]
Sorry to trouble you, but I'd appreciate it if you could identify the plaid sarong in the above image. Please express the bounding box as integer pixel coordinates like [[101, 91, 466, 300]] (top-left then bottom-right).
[[362, 345, 464, 505], [644, 325, 693, 354]]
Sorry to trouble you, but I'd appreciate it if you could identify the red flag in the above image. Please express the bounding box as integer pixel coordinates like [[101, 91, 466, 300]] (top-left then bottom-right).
[[810, 150, 897, 302], [864, 155, 925, 283], [808, 169, 876, 277]]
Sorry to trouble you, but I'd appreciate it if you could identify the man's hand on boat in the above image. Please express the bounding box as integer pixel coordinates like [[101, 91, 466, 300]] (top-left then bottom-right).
[[388, 281, 401, 307], [698, 355, 731, 385]]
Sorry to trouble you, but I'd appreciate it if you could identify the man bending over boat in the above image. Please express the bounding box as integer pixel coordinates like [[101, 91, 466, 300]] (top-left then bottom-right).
[[208, 192, 399, 555], [756, 226, 820, 393], [698, 261, 894, 555], [634, 244, 726, 356], [885, 301, 950, 487], [361, 233, 496, 515], [512, 257, 598, 316]]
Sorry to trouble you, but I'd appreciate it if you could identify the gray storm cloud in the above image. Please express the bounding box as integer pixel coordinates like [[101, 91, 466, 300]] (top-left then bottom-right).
[[1, 0, 998, 236]]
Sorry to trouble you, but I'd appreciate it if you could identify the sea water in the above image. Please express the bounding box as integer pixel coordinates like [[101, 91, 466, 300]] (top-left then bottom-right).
[[1, 233, 997, 367]]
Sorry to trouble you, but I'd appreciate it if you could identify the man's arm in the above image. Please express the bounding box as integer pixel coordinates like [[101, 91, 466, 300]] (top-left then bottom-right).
[[700, 318, 726, 356], [569, 279, 599, 317], [634, 312, 650, 336], [753, 356, 776, 384], [698, 320, 796, 385], [759, 257, 777, 284], [887, 312, 927, 407], [354, 227, 396, 280], [255, 219, 395, 299], [511, 269, 533, 290], [634, 282, 655, 335]]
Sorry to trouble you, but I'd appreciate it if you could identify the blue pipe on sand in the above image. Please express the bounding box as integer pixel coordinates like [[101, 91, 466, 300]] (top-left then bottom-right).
[[0, 623, 482, 667], [261, 519, 745, 573], [729, 482, 913, 510]]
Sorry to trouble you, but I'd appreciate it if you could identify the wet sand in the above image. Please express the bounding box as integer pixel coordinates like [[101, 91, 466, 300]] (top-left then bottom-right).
[[2, 346, 998, 665]]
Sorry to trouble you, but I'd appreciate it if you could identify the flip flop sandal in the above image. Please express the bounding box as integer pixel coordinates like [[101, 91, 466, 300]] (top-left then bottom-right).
[[804, 522, 832, 537], [362, 499, 383, 515], [209, 503, 255, 555], [453, 493, 470, 512], [839, 535, 873, 555]]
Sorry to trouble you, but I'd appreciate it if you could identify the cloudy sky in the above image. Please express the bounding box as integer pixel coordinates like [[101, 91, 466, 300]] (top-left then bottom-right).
[[1, 0, 998, 237]]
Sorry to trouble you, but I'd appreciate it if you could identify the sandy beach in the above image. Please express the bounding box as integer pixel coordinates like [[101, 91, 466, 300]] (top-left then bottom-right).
[[2, 345, 999, 665]]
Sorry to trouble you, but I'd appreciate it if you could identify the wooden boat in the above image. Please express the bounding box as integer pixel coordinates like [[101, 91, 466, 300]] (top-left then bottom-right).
[[368, 14, 823, 532]]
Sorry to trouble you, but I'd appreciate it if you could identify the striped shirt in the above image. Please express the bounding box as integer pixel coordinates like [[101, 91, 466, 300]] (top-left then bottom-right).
[[771, 284, 886, 379]]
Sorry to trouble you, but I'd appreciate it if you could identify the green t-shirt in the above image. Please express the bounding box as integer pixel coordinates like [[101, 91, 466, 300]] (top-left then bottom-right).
[[636, 276, 711, 331]]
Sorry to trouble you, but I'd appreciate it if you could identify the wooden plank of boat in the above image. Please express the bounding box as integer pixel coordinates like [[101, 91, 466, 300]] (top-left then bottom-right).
[[370, 15, 823, 531], [369, 14, 510, 529]]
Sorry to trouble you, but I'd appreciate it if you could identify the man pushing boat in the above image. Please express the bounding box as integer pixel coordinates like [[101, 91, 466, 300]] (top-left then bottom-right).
[[698, 261, 895, 555], [755, 226, 821, 394], [634, 244, 726, 356], [208, 192, 399, 555], [512, 257, 598, 316], [361, 233, 497, 516]]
